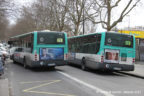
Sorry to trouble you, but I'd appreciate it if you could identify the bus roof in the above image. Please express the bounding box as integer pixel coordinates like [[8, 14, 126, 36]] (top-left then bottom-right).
[[68, 32, 104, 39], [10, 30, 67, 39], [68, 31, 134, 39], [10, 32, 34, 39], [37, 31, 66, 34]]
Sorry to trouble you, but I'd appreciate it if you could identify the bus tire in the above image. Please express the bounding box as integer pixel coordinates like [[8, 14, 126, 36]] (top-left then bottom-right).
[[23, 58, 28, 69], [81, 58, 87, 71], [13, 60, 16, 64], [50, 66, 55, 70]]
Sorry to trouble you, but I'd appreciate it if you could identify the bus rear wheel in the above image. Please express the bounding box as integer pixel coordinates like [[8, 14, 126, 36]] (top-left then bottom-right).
[[23, 58, 28, 69], [50, 66, 55, 70], [13, 60, 16, 64], [81, 59, 87, 71]]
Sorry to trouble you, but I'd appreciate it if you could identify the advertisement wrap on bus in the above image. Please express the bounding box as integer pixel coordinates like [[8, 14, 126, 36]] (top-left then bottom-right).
[[39, 48, 64, 60], [104, 49, 119, 63]]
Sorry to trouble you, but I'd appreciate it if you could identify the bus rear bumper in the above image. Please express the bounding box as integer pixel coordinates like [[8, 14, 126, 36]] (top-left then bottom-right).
[[30, 60, 67, 67], [97, 63, 134, 71]]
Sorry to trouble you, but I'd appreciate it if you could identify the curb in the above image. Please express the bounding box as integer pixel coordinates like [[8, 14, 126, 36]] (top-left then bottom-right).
[[135, 62, 144, 65], [118, 71, 144, 79]]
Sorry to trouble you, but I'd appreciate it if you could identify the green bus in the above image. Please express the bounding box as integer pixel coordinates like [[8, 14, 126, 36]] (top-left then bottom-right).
[[68, 32, 135, 71], [9, 30, 68, 68]]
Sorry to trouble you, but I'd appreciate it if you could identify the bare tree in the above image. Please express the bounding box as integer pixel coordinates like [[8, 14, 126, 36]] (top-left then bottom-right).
[[10, 0, 141, 37], [0, 0, 12, 40], [67, 0, 84, 36], [50, 0, 70, 31], [89, 0, 141, 31], [66, 0, 98, 36], [9, 0, 96, 37], [0, 16, 9, 40]]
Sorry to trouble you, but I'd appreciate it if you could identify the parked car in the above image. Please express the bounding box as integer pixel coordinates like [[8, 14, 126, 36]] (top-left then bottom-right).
[[9, 47, 18, 60], [13, 47, 24, 63], [0, 51, 5, 64], [0, 53, 4, 76], [0, 43, 4, 48], [0, 47, 9, 59]]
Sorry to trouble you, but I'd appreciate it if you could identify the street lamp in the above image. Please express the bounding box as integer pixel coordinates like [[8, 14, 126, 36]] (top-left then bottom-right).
[[83, 0, 85, 35], [127, 15, 130, 30]]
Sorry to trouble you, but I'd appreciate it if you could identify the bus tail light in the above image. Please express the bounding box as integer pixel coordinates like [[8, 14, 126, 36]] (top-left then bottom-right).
[[35, 54, 37, 61], [101, 56, 104, 63], [34, 50, 38, 61], [133, 58, 135, 63], [64, 54, 68, 60]]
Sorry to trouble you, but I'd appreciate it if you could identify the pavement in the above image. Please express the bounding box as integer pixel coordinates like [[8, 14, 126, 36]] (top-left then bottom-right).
[[0, 61, 144, 96], [0, 78, 9, 96], [120, 61, 144, 79]]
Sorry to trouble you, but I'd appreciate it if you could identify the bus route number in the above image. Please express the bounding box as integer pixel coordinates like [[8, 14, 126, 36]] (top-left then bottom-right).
[[125, 41, 131, 46], [57, 38, 63, 43]]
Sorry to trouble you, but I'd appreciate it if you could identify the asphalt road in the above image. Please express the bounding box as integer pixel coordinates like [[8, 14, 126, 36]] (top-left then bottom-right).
[[5, 60, 144, 96]]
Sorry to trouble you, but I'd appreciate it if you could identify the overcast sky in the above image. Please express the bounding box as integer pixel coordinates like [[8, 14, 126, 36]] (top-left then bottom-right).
[[97, 0, 144, 31], [12, 0, 144, 32], [118, 3, 144, 28]]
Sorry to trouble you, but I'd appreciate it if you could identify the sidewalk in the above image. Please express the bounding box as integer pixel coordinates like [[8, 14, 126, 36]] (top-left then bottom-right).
[[0, 78, 9, 96], [121, 61, 144, 78]]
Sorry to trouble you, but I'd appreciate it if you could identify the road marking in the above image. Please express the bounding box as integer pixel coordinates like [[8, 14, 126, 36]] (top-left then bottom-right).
[[25, 91, 75, 96], [20, 80, 58, 84], [57, 71, 114, 96], [23, 80, 61, 92], [22, 80, 75, 96]]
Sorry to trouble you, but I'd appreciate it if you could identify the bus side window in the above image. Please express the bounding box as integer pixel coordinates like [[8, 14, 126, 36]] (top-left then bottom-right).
[[31, 34, 34, 53], [79, 44, 83, 53], [68, 40, 71, 52], [25, 42, 32, 53], [28, 43, 31, 48], [82, 45, 88, 53], [71, 44, 75, 52], [76, 42, 81, 52], [95, 43, 100, 54], [86, 43, 95, 54], [95, 34, 101, 54]]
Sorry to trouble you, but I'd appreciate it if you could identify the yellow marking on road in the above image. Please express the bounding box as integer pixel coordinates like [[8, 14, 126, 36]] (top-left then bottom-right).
[[20, 80, 57, 84], [25, 91, 75, 96], [23, 80, 61, 92], [22, 80, 76, 96]]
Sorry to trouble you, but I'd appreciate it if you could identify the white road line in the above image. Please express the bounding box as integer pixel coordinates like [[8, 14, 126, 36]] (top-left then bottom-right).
[[57, 71, 114, 96]]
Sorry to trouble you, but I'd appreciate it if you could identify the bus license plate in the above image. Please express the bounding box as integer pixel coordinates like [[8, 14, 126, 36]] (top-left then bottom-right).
[[113, 67, 121, 71], [48, 63, 55, 66]]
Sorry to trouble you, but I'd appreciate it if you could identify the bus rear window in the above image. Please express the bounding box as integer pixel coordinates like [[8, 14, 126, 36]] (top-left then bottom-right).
[[105, 33, 133, 48], [38, 32, 65, 44]]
